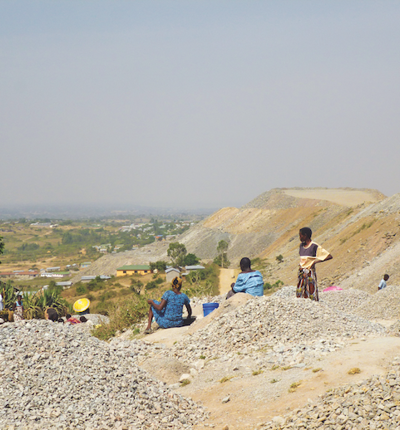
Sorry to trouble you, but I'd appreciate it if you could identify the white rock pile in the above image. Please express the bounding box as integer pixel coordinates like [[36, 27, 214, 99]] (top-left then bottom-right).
[[0, 320, 206, 430], [170, 294, 386, 367], [353, 285, 400, 320]]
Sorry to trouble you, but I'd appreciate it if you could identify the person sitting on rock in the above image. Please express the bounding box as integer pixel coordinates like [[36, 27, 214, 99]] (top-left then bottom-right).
[[378, 274, 390, 290], [65, 314, 80, 325], [226, 257, 264, 299], [145, 276, 192, 334], [45, 307, 59, 322]]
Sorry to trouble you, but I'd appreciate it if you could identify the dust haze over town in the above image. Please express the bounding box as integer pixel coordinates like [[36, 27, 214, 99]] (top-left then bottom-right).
[[1, 1, 400, 214]]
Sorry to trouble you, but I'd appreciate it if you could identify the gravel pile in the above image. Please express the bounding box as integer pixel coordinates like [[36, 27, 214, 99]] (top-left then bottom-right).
[[0, 320, 206, 430], [260, 358, 400, 429], [319, 288, 371, 313], [170, 295, 386, 366], [354, 286, 400, 320]]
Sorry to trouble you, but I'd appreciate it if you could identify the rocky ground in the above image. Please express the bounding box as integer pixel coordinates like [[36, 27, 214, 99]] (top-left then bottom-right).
[[0, 320, 206, 430], [3, 286, 400, 430]]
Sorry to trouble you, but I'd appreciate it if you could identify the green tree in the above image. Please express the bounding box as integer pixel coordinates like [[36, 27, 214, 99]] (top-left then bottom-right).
[[276, 254, 284, 263], [149, 261, 168, 272], [183, 253, 200, 266], [215, 240, 229, 268], [167, 242, 187, 267]]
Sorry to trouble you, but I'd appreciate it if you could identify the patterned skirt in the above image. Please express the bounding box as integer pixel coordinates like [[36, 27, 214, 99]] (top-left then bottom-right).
[[296, 267, 319, 301], [14, 306, 24, 322]]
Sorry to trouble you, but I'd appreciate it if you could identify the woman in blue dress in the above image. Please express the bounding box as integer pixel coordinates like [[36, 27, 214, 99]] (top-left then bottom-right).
[[145, 276, 192, 334]]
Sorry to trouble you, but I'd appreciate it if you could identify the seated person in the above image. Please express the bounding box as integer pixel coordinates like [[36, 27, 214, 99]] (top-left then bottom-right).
[[145, 276, 192, 334], [65, 313, 81, 324], [45, 307, 59, 322], [227, 257, 264, 299]]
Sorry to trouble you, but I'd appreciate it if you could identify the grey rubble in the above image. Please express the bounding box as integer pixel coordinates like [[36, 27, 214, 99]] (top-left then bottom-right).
[[260, 358, 400, 429], [168, 288, 386, 369], [0, 320, 206, 430]]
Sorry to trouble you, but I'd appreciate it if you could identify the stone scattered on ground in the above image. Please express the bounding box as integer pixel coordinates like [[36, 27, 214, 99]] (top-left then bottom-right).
[[259, 357, 400, 429], [0, 320, 207, 430]]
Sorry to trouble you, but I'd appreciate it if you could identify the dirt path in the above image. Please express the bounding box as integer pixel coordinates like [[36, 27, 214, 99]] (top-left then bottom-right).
[[176, 337, 400, 430], [219, 268, 240, 295]]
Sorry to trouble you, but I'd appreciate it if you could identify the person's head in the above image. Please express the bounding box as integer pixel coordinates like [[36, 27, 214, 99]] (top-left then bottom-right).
[[240, 257, 251, 272], [17, 294, 22, 301], [171, 276, 183, 291], [47, 308, 59, 322], [299, 227, 312, 244], [384, 274, 390, 281], [79, 316, 88, 323], [66, 314, 71, 319]]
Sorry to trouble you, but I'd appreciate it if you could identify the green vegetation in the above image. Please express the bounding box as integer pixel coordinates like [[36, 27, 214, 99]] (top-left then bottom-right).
[[183, 253, 200, 266], [185, 264, 220, 297], [276, 254, 284, 263], [0, 280, 69, 321], [252, 369, 263, 376], [289, 381, 302, 393], [263, 280, 283, 292], [90, 263, 219, 340], [149, 261, 168, 272], [0, 217, 195, 265], [167, 242, 187, 267], [214, 240, 230, 268]]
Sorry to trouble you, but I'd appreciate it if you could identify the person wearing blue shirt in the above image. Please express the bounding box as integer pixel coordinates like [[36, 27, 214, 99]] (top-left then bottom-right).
[[227, 257, 264, 299], [145, 276, 192, 334], [378, 274, 389, 290]]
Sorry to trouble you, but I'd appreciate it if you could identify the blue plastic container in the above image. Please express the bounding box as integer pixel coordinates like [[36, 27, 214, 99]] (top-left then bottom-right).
[[202, 302, 220, 317]]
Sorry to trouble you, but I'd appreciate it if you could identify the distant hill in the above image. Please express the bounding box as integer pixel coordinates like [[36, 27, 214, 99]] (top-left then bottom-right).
[[74, 187, 400, 292]]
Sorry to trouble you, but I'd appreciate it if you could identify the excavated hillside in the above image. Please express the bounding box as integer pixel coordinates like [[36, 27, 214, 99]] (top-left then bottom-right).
[[74, 187, 400, 291]]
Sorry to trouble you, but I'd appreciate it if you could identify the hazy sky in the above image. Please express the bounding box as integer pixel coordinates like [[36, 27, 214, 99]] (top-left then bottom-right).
[[1, 1, 399, 210]]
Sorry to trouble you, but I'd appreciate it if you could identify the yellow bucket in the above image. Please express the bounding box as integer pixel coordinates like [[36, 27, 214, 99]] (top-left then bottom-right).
[[73, 298, 90, 313]]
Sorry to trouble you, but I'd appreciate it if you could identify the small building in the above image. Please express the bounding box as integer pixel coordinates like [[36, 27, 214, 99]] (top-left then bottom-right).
[[56, 281, 72, 289], [165, 267, 181, 283], [14, 271, 39, 279], [81, 262, 91, 268], [81, 275, 111, 282], [46, 266, 61, 272], [185, 265, 205, 271], [116, 265, 151, 277]]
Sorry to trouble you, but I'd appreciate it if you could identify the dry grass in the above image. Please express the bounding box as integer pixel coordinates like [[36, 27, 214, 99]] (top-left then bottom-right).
[[312, 368, 322, 373], [180, 379, 191, 386], [348, 367, 361, 375], [219, 376, 234, 383], [252, 369, 264, 376], [288, 381, 302, 393]]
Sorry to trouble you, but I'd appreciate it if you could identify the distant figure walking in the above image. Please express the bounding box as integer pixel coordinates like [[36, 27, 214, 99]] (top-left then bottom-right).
[[13, 295, 24, 322], [297, 227, 332, 301], [378, 274, 389, 290], [226, 257, 264, 299]]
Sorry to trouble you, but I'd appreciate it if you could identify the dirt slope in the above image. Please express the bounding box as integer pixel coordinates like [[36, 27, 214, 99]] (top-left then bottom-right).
[[76, 187, 400, 291]]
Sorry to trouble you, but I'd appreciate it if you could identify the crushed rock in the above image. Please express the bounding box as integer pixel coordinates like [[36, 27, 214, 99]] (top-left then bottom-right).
[[0, 320, 207, 429], [354, 285, 400, 320]]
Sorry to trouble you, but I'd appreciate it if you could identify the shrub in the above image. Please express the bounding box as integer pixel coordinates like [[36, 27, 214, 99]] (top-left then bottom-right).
[[92, 295, 149, 340], [76, 284, 88, 295]]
